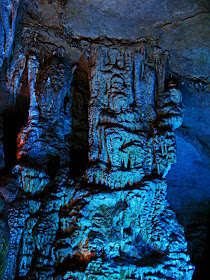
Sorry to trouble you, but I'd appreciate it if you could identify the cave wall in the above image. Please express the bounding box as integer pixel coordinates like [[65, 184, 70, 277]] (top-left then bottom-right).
[[0, 1, 209, 280]]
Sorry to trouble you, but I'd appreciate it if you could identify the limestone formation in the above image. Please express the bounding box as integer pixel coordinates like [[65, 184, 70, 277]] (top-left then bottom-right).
[[0, 0, 22, 68], [85, 40, 182, 188], [0, 117, 4, 169], [0, 36, 194, 279], [16, 54, 74, 173], [0, 194, 9, 279], [56, 180, 193, 279], [1, 0, 209, 279]]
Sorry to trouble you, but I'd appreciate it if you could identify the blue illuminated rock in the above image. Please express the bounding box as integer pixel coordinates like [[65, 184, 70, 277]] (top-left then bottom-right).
[[85, 41, 182, 188], [53, 180, 193, 279], [0, 194, 9, 279], [3, 188, 29, 280], [0, 117, 4, 169], [0, 0, 22, 68], [5, 174, 193, 280], [1, 38, 195, 279], [0, 1, 200, 279], [15, 54, 75, 177]]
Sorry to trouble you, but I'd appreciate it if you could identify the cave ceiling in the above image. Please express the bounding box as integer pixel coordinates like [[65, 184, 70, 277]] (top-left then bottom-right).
[[23, 0, 210, 79]]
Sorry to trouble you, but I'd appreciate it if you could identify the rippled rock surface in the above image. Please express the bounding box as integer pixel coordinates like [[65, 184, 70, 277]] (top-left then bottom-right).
[[1, 0, 209, 279]]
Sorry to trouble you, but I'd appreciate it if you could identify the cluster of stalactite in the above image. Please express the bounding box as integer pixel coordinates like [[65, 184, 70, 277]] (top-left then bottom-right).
[[0, 34, 195, 280]]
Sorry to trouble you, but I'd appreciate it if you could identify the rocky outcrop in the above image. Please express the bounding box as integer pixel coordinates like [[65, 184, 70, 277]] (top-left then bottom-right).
[[0, 193, 9, 279], [0, 0, 22, 68], [85, 40, 182, 189], [22, 0, 209, 80], [0, 117, 4, 169], [16, 53, 75, 176], [0, 1, 209, 280], [2, 171, 194, 280], [0, 33, 195, 279], [57, 180, 193, 279]]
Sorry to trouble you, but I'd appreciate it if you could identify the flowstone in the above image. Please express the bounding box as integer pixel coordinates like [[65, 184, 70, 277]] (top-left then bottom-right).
[[1, 38, 194, 280], [16, 53, 74, 174], [85, 40, 182, 189], [54, 180, 194, 280]]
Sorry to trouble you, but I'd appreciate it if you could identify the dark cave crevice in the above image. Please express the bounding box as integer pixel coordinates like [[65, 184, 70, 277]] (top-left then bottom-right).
[[69, 55, 90, 179], [188, 209, 210, 280], [2, 94, 29, 174]]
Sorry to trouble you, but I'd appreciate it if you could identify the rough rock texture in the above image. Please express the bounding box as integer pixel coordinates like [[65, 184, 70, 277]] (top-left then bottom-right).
[[0, 117, 4, 169], [0, 36, 194, 279], [56, 180, 193, 279], [2, 171, 194, 280], [0, 1, 209, 280], [22, 0, 209, 80], [0, 0, 22, 68], [16, 53, 74, 176], [0, 193, 9, 279], [85, 40, 182, 188]]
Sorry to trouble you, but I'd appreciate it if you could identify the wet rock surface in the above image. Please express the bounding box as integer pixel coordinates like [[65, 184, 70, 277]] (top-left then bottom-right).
[[0, 1, 209, 280]]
